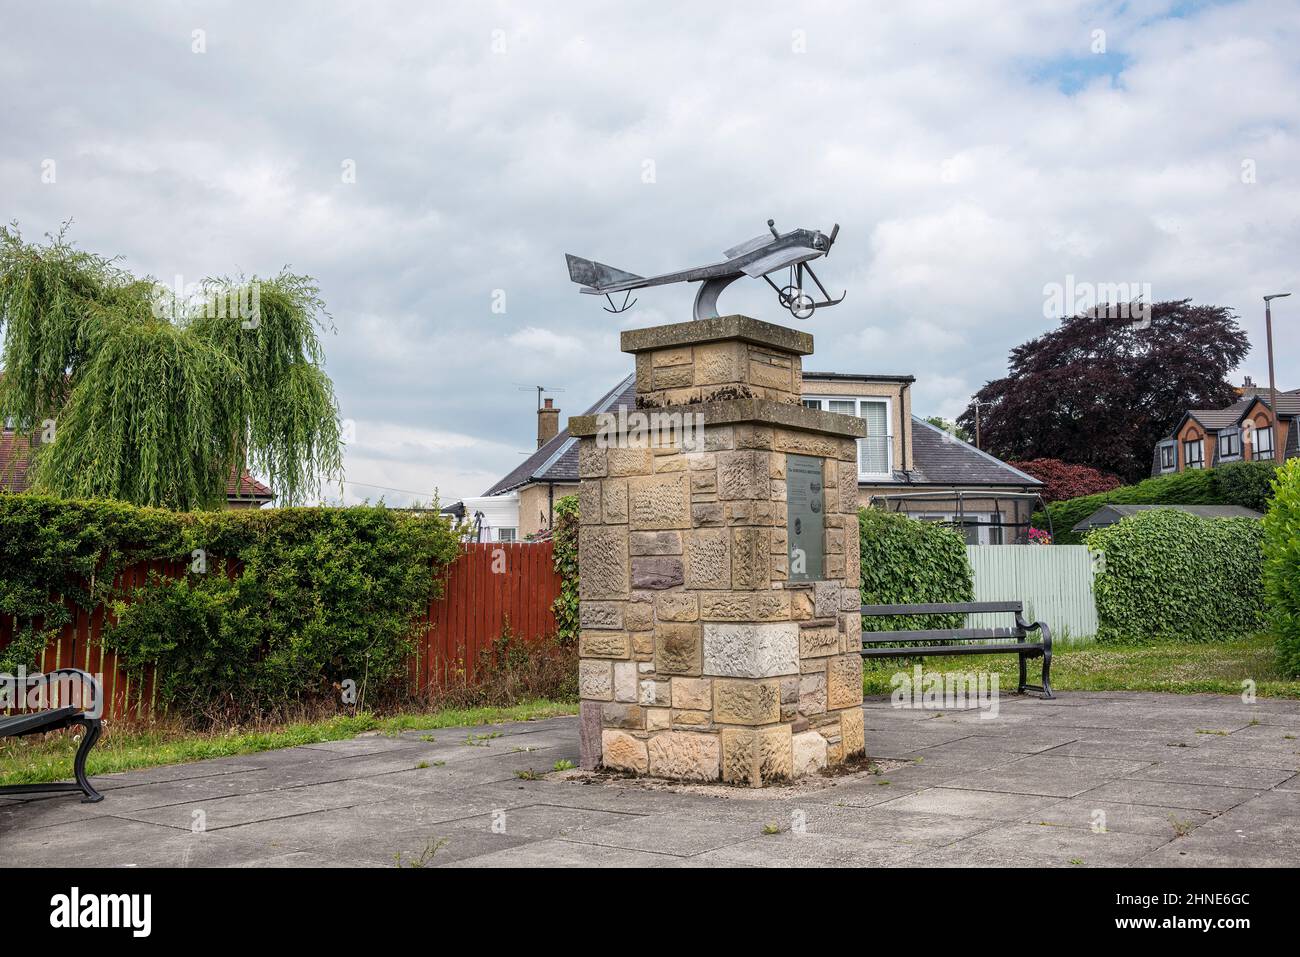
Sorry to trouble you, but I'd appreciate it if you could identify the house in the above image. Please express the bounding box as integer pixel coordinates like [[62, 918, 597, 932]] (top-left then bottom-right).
[[1152, 380, 1300, 476], [1072, 503, 1263, 534], [471, 370, 1040, 543], [0, 425, 274, 509]]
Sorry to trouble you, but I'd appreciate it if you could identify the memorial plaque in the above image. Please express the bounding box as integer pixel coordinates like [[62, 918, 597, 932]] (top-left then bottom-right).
[[786, 454, 825, 582]]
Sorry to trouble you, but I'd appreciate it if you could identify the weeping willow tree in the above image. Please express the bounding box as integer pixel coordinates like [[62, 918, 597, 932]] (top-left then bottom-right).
[[0, 224, 343, 509]]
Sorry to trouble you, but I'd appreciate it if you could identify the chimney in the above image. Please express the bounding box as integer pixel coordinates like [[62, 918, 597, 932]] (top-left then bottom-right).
[[537, 397, 560, 448], [1237, 375, 1258, 398]]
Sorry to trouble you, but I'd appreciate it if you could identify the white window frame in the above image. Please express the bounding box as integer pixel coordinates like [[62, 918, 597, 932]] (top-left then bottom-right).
[[1217, 430, 1241, 460], [801, 394, 894, 480], [497, 527, 517, 543], [1254, 425, 1274, 458], [1184, 438, 1205, 469]]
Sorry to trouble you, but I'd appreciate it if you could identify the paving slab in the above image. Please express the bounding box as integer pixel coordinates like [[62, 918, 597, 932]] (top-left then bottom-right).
[[2, 691, 1299, 867]]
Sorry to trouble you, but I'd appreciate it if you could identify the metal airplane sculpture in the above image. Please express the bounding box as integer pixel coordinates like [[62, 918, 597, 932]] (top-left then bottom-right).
[[565, 219, 844, 321]]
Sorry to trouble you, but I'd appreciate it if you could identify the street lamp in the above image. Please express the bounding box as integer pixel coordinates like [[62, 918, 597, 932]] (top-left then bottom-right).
[[1265, 293, 1292, 464]]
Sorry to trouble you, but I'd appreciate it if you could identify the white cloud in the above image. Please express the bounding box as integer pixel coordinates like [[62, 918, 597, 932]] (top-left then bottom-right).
[[2, 0, 1298, 498]]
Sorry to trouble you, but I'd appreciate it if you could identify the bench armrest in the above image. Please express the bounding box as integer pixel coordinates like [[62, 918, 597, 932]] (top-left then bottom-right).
[[1015, 615, 1052, 652]]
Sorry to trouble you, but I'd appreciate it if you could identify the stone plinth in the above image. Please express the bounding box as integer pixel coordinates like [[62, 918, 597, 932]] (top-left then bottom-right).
[[571, 315, 866, 787]]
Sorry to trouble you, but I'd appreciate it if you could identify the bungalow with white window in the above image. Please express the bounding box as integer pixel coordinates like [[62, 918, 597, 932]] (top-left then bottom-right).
[[470, 369, 1040, 543]]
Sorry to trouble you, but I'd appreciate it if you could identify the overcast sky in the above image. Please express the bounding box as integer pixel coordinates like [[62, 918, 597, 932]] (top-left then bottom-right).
[[2, 0, 1297, 505]]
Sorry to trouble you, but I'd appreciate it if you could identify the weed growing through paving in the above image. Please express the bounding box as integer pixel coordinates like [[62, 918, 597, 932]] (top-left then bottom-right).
[[553, 759, 575, 771], [394, 837, 449, 868]]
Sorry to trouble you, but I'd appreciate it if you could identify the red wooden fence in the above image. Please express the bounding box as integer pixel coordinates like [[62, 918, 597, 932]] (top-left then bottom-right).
[[1, 542, 561, 722], [415, 542, 561, 692]]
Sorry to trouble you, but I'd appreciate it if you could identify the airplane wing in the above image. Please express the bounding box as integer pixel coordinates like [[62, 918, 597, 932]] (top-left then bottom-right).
[[722, 234, 775, 259], [740, 246, 821, 278]]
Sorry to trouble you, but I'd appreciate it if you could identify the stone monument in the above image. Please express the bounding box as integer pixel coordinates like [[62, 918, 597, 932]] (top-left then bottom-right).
[[570, 314, 866, 787]]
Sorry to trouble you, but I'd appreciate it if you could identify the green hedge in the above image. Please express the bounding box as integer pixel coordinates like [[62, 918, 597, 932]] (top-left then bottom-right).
[[1262, 460, 1300, 676], [550, 494, 579, 646], [1039, 461, 1276, 544], [1088, 509, 1265, 643], [0, 496, 461, 723], [857, 509, 973, 631]]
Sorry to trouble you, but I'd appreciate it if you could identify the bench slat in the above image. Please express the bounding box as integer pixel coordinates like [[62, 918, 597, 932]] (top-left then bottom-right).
[[862, 627, 1025, 642], [862, 643, 1046, 658], [859, 601, 1023, 616]]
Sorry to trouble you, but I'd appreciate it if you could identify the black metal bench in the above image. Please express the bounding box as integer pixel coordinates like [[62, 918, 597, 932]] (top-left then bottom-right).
[[859, 601, 1053, 698], [0, 668, 104, 803]]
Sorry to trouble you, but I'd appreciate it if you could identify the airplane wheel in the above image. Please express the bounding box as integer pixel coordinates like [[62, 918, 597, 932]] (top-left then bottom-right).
[[778, 285, 799, 308], [789, 293, 815, 319]]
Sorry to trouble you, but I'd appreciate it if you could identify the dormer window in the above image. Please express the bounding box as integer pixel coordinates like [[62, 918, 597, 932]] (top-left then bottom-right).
[[1254, 425, 1274, 458], [801, 395, 893, 479], [1218, 430, 1240, 459], [1159, 443, 1175, 471]]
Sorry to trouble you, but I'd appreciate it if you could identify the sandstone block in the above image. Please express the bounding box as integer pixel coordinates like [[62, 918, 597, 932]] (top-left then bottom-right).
[[602, 479, 629, 524], [814, 580, 841, 618], [721, 725, 793, 787], [718, 451, 769, 500], [731, 527, 768, 589], [699, 591, 753, 621], [646, 707, 671, 731], [639, 679, 671, 707], [827, 654, 864, 709], [607, 446, 653, 476], [601, 702, 645, 729], [602, 730, 648, 774], [654, 622, 702, 676], [629, 530, 683, 556], [792, 730, 828, 777], [580, 601, 624, 630], [579, 444, 607, 478], [655, 591, 698, 622], [647, 731, 720, 781], [799, 672, 827, 715], [684, 528, 729, 589], [613, 661, 638, 702], [631, 556, 685, 590], [579, 479, 603, 526], [578, 660, 613, 700], [624, 597, 654, 631], [628, 473, 690, 529], [670, 676, 712, 710], [840, 706, 865, 760], [579, 630, 630, 659], [578, 526, 629, 599], [713, 678, 781, 725], [703, 622, 799, 678], [579, 699, 603, 769], [799, 620, 840, 658]]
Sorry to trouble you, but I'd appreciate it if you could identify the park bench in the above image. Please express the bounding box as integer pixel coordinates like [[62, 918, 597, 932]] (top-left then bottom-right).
[[0, 668, 104, 803], [859, 601, 1053, 699]]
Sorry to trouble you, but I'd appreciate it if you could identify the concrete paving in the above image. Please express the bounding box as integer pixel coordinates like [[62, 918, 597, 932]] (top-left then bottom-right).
[[2, 692, 1298, 867]]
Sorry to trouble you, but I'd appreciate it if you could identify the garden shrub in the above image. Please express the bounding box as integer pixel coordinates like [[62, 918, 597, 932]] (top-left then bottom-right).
[[1040, 467, 1223, 544], [1088, 509, 1265, 644], [1212, 460, 1277, 513], [550, 494, 579, 646], [857, 508, 974, 631], [1262, 459, 1300, 676], [1006, 458, 1122, 503], [0, 496, 462, 723]]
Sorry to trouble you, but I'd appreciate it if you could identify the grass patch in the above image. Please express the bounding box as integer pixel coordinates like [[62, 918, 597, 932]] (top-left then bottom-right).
[[863, 633, 1300, 699], [0, 699, 576, 787]]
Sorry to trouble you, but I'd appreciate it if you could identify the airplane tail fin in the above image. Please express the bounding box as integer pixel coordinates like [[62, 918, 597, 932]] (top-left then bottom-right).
[[566, 254, 642, 290]]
